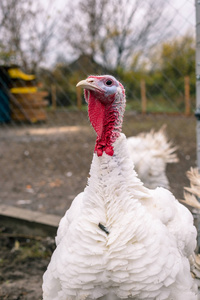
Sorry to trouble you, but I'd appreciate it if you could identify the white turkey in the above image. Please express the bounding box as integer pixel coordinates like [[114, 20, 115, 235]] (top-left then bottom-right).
[[42, 75, 198, 300], [179, 168, 200, 284], [180, 167, 200, 210], [127, 126, 179, 189]]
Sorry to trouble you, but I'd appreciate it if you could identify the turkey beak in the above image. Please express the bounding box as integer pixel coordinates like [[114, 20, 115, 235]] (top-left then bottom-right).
[[76, 79, 103, 92]]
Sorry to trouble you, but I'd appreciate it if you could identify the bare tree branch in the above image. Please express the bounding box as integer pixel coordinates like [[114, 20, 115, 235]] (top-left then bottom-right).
[[63, 0, 171, 69], [0, 0, 63, 71]]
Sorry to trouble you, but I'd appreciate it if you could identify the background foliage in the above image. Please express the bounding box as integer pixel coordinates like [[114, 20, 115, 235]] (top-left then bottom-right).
[[0, 0, 196, 112]]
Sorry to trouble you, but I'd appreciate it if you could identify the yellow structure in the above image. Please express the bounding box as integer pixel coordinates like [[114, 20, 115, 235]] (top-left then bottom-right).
[[11, 87, 37, 94], [8, 66, 48, 122], [8, 68, 35, 81]]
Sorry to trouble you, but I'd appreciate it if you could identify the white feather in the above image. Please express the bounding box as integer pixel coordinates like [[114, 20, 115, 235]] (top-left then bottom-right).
[[179, 167, 200, 210], [127, 125, 178, 189], [43, 134, 197, 300]]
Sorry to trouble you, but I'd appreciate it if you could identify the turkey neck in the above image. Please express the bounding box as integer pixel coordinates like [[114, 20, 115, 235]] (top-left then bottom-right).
[[85, 133, 145, 226], [88, 92, 125, 157]]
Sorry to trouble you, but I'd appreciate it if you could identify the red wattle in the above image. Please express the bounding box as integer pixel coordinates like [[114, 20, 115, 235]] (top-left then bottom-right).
[[105, 146, 114, 156], [88, 93, 116, 157], [88, 94, 105, 138]]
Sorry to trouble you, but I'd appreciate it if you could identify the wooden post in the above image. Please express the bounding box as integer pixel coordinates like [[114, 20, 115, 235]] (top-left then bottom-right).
[[51, 85, 57, 110], [76, 86, 82, 110], [140, 79, 147, 114], [184, 76, 190, 116]]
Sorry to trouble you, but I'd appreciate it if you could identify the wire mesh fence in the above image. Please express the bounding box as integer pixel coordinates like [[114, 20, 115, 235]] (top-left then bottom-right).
[[0, 0, 197, 217]]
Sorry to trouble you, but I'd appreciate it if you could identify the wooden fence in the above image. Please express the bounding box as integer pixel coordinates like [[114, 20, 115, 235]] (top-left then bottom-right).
[[140, 76, 191, 115], [51, 76, 192, 115]]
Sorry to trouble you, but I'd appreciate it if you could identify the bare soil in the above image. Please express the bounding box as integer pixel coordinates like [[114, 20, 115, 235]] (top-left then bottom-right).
[[0, 110, 197, 299]]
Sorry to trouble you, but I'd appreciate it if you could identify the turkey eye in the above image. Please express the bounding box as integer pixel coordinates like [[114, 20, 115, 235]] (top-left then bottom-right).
[[105, 80, 113, 86]]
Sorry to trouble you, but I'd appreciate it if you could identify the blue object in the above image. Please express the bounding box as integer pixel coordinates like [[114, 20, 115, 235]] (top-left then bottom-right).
[[0, 88, 10, 122]]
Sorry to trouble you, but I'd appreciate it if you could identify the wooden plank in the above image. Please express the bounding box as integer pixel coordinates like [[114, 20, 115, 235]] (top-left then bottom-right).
[[11, 91, 48, 101], [10, 80, 36, 87], [0, 204, 60, 237], [10, 100, 48, 108]]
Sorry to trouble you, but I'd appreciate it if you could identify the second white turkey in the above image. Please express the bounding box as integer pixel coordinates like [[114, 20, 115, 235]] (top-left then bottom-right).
[[127, 125, 178, 189]]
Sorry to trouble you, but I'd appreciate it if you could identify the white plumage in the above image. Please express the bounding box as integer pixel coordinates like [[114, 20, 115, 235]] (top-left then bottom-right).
[[127, 126, 179, 189], [43, 75, 197, 300], [179, 167, 200, 210], [179, 168, 200, 285]]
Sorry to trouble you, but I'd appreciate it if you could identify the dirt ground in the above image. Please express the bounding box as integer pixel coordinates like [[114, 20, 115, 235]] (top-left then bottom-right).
[[0, 110, 197, 299]]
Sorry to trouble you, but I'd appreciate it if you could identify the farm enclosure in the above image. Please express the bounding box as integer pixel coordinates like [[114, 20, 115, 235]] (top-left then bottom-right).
[[0, 0, 198, 299], [0, 111, 197, 299], [0, 111, 196, 216]]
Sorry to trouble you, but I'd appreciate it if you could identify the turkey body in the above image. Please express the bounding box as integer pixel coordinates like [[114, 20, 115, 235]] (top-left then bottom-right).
[[42, 75, 197, 300], [43, 135, 197, 300]]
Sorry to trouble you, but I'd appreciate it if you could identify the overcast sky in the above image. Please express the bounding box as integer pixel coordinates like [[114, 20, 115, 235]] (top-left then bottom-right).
[[167, 0, 195, 36], [41, 0, 196, 67], [47, 0, 195, 34]]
